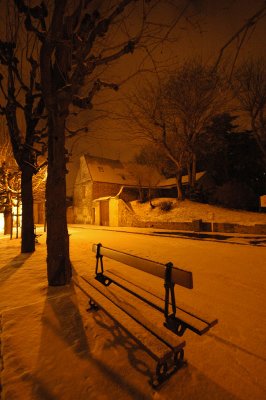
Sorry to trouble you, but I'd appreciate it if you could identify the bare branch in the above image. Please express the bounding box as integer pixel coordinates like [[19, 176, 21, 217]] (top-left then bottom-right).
[[72, 78, 119, 109], [65, 125, 89, 137], [214, 4, 266, 72]]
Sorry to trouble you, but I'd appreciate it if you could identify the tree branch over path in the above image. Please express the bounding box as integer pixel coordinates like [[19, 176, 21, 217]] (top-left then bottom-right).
[[14, 0, 191, 285]]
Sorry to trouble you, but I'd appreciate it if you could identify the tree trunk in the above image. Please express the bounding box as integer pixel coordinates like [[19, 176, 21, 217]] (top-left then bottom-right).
[[187, 160, 192, 187], [191, 153, 197, 188], [4, 208, 12, 235], [176, 172, 183, 200], [21, 167, 35, 252], [138, 185, 144, 202], [148, 187, 155, 208], [46, 114, 71, 286]]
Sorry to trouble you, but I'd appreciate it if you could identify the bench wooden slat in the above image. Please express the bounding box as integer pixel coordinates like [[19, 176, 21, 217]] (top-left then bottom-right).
[[80, 275, 186, 353], [74, 277, 174, 363], [104, 269, 213, 335], [107, 268, 218, 330], [92, 244, 193, 289]]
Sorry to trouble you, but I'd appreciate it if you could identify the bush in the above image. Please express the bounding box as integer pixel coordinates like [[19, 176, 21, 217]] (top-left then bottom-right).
[[159, 201, 173, 211], [214, 181, 258, 210], [187, 186, 207, 203]]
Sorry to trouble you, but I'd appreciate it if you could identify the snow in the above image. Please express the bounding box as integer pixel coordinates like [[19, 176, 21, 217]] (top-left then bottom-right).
[[83, 154, 138, 186], [0, 223, 266, 400], [130, 198, 266, 226]]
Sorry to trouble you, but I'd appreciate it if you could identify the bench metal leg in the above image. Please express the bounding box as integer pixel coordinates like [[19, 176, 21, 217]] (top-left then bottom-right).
[[87, 298, 99, 311], [152, 348, 185, 387], [95, 273, 112, 287], [164, 315, 187, 336], [173, 348, 184, 367]]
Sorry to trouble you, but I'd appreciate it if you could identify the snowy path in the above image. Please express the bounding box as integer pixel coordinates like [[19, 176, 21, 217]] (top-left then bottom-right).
[[0, 226, 265, 400]]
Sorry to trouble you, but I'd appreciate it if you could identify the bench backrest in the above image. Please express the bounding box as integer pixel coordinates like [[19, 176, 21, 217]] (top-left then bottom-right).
[[92, 244, 193, 289]]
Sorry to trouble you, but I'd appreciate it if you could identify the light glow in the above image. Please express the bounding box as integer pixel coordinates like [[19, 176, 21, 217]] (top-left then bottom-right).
[[0, 213, 4, 233]]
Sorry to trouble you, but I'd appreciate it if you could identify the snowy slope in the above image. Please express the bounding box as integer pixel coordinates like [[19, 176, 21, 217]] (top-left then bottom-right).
[[130, 198, 266, 226]]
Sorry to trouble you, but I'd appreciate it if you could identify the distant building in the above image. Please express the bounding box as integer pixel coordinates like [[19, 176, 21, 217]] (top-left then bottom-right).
[[157, 171, 206, 189], [73, 154, 206, 226], [73, 155, 140, 225]]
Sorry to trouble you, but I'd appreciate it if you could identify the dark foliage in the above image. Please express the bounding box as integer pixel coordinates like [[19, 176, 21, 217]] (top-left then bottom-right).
[[214, 181, 258, 210], [196, 113, 265, 209], [159, 201, 173, 211]]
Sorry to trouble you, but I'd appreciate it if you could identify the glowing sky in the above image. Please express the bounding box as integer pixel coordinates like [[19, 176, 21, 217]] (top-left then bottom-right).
[[66, 0, 266, 166]]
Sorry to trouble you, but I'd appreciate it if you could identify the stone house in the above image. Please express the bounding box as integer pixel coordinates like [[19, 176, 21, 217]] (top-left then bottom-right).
[[73, 155, 146, 225]]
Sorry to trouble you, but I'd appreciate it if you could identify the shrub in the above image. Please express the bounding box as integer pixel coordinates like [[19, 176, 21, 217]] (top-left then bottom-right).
[[159, 201, 173, 211]]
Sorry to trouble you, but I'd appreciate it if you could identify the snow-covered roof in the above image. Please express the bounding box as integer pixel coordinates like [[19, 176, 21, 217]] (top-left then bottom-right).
[[157, 171, 206, 188], [82, 155, 206, 188], [92, 196, 112, 202], [84, 155, 138, 186]]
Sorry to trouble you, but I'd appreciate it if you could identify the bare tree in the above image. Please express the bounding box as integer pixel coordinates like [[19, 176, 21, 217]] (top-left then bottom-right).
[[0, 123, 18, 234], [32, 164, 47, 204], [0, 118, 13, 163], [232, 58, 266, 165], [126, 80, 188, 200], [0, 5, 47, 252], [126, 160, 161, 205], [0, 161, 20, 235], [125, 58, 227, 199], [14, 0, 193, 285], [164, 58, 228, 189]]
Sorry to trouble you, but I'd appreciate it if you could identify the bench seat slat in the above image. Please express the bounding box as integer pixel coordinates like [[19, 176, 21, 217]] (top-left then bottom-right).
[[107, 269, 218, 330], [92, 244, 193, 289], [104, 270, 214, 335], [74, 277, 179, 363], [80, 275, 186, 353]]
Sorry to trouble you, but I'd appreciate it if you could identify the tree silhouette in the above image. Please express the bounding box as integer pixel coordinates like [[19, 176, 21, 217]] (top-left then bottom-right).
[[0, 13, 47, 252], [15, 0, 187, 285], [232, 59, 266, 165]]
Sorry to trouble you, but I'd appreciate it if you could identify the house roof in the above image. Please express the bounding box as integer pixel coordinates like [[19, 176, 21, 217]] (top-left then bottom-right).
[[84, 155, 138, 186], [83, 154, 206, 188], [157, 171, 206, 188]]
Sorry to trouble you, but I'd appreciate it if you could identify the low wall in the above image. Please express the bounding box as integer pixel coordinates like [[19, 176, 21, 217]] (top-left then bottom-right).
[[211, 222, 266, 235], [104, 200, 266, 235], [118, 205, 266, 234]]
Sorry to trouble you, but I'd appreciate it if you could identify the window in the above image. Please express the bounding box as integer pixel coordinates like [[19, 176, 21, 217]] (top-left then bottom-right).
[[98, 167, 104, 172]]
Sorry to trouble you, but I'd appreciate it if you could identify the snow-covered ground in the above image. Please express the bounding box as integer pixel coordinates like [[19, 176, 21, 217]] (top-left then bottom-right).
[[130, 198, 266, 226], [0, 225, 265, 400]]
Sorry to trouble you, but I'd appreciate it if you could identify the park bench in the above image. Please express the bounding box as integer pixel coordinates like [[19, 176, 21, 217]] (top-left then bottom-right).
[[74, 243, 218, 386]]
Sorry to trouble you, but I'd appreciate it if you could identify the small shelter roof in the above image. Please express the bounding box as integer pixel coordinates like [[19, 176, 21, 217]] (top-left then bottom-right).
[[157, 171, 206, 188]]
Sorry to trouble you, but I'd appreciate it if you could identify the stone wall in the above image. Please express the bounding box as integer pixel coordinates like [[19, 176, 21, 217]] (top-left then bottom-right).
[[73, 180, 94, 223], [73, 180, 122, 224], [116, 207, 266, 234], [211, 222, 266, 234], [67, 206, 74, 224], [118, 199, 142, 227]]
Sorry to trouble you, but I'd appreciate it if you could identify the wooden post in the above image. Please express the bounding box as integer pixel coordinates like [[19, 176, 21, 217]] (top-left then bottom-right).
[[16, 201, 19, 238], [4, 209, 12, 235], [10, 213, 13, 239]]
